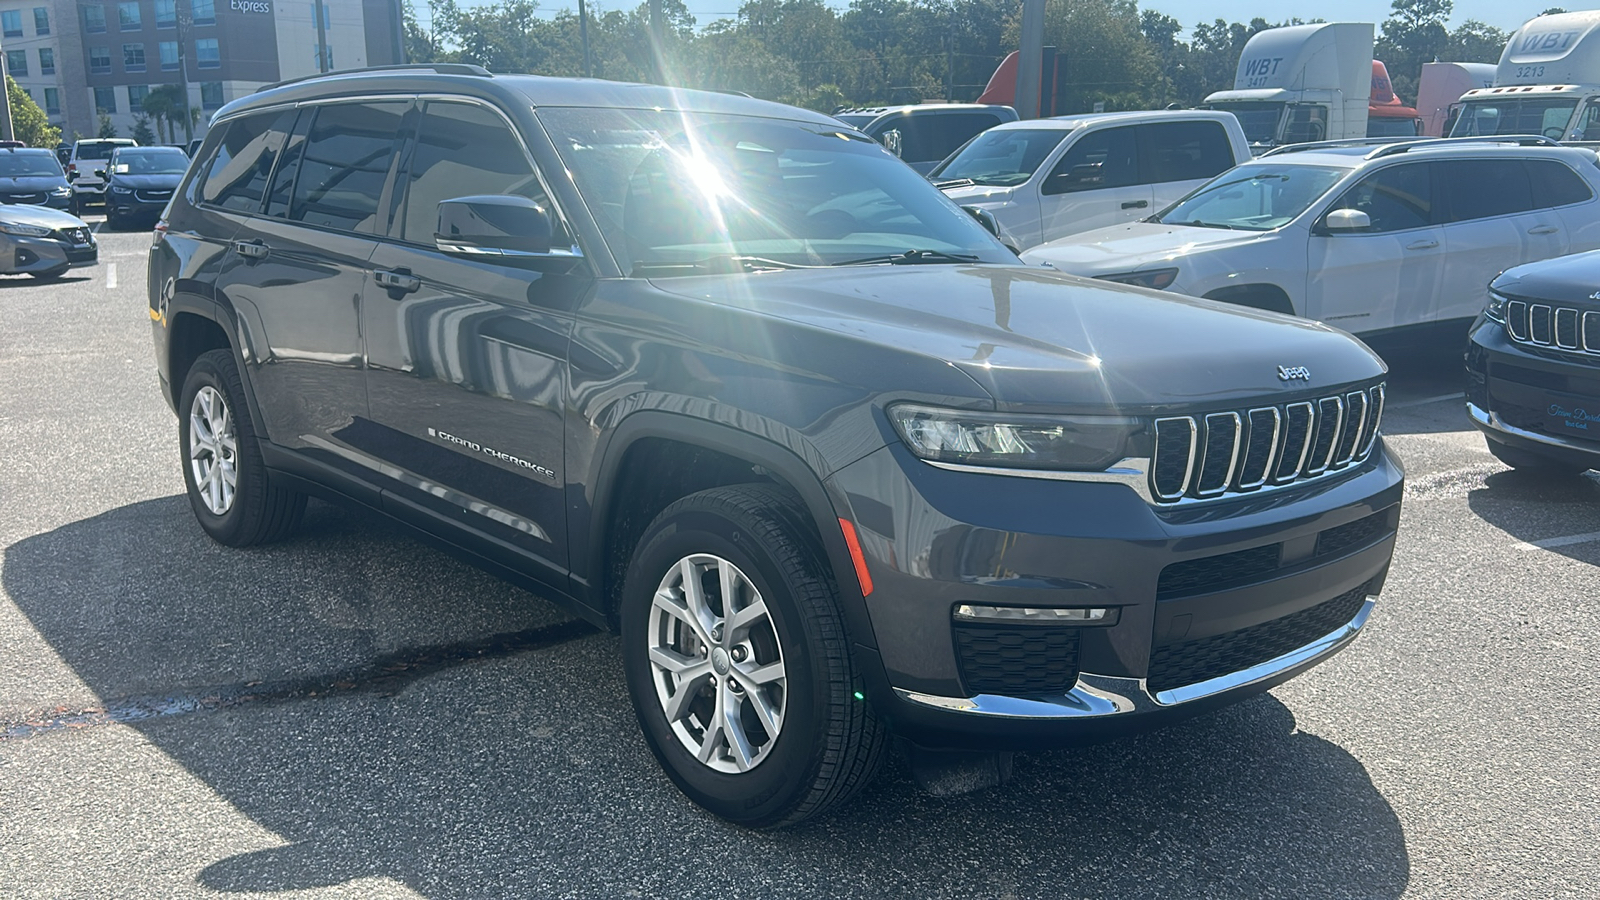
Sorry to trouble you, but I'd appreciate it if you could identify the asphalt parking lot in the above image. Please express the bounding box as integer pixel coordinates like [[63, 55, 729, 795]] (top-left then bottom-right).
[[2, 222, 1597, 899]]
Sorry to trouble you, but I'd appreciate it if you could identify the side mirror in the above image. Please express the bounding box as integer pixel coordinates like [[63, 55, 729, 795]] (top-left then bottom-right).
[[881, 128, 903, 159], [65, 170, 77, 182], [1044, 163, 1102, 195], [962, 205, 1020, 255], [1323, 208, 1372, 233], [435, 194, 580, 258]]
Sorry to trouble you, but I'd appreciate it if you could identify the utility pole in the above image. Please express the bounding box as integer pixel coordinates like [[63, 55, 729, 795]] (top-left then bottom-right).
[[0, 38, 14, 142], [579, 0, 592, 77], [315, 0, 330, 73], [1015, 0, 1045, 119], [177, 0, 194, 142]]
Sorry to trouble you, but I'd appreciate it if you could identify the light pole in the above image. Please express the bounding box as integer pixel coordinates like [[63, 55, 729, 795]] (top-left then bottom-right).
[[0, 37, 15, 141], [1015, 0, 1045, 119], [177, 0, 194, 143]]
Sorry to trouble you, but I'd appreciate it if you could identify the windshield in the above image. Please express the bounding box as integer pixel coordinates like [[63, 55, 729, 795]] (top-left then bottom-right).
[[1449, 97, 1579, 139], [538, 108, 1014, 276], [928, 128, 1070, 186], [113, 150, 189, 175], [1157, 164, 1348, 231], [1366, 115, 1421, 137], [1210, 101, 1286, 144], [0, 152, 63, 178]]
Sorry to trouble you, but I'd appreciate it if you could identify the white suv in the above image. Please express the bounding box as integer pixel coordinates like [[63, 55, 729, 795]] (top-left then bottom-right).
[[66, 138, 138, 215], [1021, 136, 1600, 337], [933, 111, 1251, 250]]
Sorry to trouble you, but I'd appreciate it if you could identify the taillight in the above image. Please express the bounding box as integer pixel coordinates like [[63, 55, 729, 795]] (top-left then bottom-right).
[[152, 220, 168, 248], [66, 162, 75, 175]]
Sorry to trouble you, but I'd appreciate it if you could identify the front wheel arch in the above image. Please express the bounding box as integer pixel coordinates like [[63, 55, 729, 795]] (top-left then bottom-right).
[[1203, 284, 1298, 317]]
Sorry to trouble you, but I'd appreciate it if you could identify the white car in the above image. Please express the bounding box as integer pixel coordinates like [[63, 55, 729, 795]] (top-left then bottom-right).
[[932, 111, 1251, 250], [1021, 137, 1600, 338]]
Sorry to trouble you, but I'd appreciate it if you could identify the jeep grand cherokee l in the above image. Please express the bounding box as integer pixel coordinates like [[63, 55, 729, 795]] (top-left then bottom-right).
[[149, 66, 1404, 828]]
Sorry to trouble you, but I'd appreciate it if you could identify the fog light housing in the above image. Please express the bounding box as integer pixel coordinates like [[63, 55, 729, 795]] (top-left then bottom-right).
[[953, 604, 1115, 625]]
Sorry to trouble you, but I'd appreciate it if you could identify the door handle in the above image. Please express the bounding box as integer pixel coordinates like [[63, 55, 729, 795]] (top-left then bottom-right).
[[1121, 200, 1149, 209], [374, 268, 421, 295], [1405, 240, 1439, 250], [232, 239, 269, 260], [1528, 225, 1560, 235]]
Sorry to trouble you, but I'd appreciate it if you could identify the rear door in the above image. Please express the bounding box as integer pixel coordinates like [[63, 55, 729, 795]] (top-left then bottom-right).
[[1137, 119, 1238, 212], [359, 98, 588, 585], [1036, 125, 1151, 241], [1435, 158, 1561, 325], [212, 99, 410, 472]]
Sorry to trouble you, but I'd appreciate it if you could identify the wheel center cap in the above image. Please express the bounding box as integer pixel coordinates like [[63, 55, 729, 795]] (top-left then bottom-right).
[[711, 647, 731, 675]]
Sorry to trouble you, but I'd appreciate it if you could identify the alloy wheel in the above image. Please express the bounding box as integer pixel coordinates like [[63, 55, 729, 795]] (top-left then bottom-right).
[[188, 385, 238, 515]]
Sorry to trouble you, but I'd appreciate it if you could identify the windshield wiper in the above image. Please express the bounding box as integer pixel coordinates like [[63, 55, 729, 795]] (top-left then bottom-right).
[[832, 249, 983, 267], [933, 178, 976, 190], [1164, 220, 1239, 230], [631, 254, 809, 276]]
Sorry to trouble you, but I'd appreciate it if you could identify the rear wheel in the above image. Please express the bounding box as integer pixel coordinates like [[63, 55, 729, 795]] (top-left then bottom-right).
[[620, 484, 885, 828], [178, 349, 305, 546]]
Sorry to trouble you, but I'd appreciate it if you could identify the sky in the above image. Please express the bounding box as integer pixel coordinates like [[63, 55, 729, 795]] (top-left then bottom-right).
[[451, 0, 1573, 33]]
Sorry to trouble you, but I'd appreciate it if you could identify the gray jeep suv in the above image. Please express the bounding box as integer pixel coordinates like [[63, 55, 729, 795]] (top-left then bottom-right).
[[149, 65, 1403, 827]]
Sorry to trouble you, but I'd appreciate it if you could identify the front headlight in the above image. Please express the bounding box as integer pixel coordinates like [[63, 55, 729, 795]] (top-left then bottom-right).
[[50, 187, 70, 196], [110, 186, 133, 195], [0, 222, 52, 237], [888, 403, 1145, 471], [1097, 268, 1180, 291], [1485, 289, 1508, 322]]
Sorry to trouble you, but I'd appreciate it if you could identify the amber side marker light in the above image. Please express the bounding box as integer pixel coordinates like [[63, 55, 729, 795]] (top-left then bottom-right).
[[838, 518, 874, 597]]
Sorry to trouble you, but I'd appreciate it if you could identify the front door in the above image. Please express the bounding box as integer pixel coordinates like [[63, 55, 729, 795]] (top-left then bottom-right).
[[1036, 125, 1153, 242], [1304, 161, 1444, 334], [360, 99, 587, 584]]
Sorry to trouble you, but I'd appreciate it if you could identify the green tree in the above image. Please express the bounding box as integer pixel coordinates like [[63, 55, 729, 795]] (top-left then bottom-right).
[[1447, 19, 1509, 62], [141, 85, 189, 144], [1012, 0, 1163, 114], [97, 113, 118, 139], [130, 113, 157, 145], [5, 77, 62, 147], [1377, 0, 1454, 101]]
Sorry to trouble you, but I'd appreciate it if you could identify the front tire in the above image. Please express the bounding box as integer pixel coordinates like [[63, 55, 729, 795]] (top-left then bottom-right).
[[620, 484, 885, 828], [177, 349, 305, 546]]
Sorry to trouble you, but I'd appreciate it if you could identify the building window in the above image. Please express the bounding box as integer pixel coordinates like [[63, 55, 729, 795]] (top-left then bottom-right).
[[95, 86, 117, 114], [1, 10, 21, 38], [201, 81, 223, 110], [196, 38, 219, 68], [159, 41, 179, 70], [85, 5, 106, 33], [33, 6, 49, 34], [129, 84, 149, 113], [38, 47, 54, 75], [191, 0, 215, 25], [123, 43, 146, 72], [45, 88, 60, 116], [90, 47, 112, 74], [4, 50, 26, 77], [118, 1, 141, 30], [155, 0, 175, 28]]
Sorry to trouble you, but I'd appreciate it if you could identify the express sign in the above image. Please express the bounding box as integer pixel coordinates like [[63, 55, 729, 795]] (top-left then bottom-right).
[[230, 0, 271, 12]]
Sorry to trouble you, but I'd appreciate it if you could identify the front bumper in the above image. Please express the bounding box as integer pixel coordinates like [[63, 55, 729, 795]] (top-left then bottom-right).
[[828, 438, 1403, 750], [1466, 315, 1600, 468], [107, 192, 171, 219], [0, 231, 98, 274], [1, 193, 72, 210]]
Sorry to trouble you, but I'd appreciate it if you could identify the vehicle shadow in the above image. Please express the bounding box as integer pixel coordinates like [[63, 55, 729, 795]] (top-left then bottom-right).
[[1465, 468, 1600, 566], [1362, 333, 1469, 436], [0, 273, 94, 288], [3, 498, 1411, 899]]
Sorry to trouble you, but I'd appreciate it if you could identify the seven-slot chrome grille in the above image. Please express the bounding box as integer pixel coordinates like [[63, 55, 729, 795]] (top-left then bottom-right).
[[1150, 384, 1385, 503], [1503, 298, 1600, 355]]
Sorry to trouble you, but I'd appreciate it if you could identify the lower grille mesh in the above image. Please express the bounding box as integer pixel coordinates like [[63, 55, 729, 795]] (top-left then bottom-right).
[[1146, 582, 1371, 695], [954, 624, 1081, 695]]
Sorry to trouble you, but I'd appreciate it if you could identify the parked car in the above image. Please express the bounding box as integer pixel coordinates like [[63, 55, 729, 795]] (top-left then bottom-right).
[[65, 137, 138, 214], [102, 145, 190, 229], [0, 202, 97, 280], [1022, 136, 1600, 339], [54, 144, 72, 168], [152, 66, 1402, 828], [931, 111, 1252, 250], [1467, 249, 1600, 473], [0, 147, 74, 210], [833, 103, 1019, 174]]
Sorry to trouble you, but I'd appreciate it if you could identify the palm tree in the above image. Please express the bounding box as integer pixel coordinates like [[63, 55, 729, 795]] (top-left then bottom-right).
[[142, 85, 188, 145]]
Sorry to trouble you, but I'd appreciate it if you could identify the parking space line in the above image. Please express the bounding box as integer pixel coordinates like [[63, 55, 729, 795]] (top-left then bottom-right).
[[1515, 530, 1600, 551], [105, 263, 118, 290], [1388, 392, 1461, 410]]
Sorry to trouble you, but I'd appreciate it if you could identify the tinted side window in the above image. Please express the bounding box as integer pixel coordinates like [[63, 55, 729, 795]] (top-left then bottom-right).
[[1138, 121, 1234, 184], [286, 101, 408, 232], [1043, 126, 1138, 195], [1526, 159, 1594, 207], [199, 110, 294, 213], [399, 101, 556, 245], [896, 113, 1002, 164], [264, 109, 312, 218], [1439, 159, 1533, 222], [1331, 163, 1434, 233]]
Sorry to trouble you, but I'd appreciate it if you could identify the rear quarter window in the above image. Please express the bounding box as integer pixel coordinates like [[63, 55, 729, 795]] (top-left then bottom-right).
[[1525, 159, 1594, 207]]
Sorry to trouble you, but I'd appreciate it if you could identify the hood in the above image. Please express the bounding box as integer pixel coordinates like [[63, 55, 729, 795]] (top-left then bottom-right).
[[109, 172, 183, 191], [0, 175, 69, 193], [939, 183, 1018, 205], [1020, 221, 1270, 274], [1494, 249, 1600, 306], [0, 203, 88, 230], [652, 265, 1383, 410]]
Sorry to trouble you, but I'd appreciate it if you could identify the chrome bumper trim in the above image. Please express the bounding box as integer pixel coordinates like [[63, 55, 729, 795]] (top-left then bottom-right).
[[896, 598, 1374, 719], [1468, 401, 1600, 455]]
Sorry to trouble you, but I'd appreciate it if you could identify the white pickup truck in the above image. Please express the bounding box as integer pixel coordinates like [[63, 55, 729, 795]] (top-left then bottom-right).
[[931, 110, 1252, 250]]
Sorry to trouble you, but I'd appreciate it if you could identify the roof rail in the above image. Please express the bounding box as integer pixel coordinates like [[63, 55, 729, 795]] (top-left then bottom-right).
[[255, 63, 493, 93], [1364, 134, 1560, 158], [1258, 137, 1412, 157]]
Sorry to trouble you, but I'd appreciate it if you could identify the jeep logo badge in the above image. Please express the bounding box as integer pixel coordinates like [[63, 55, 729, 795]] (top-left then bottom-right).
[[1277, 365, 1311, 382]]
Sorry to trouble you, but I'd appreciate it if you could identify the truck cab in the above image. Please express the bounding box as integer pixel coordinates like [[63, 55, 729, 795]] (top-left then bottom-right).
[[1367, 60, 1423, 137], [1417, 62, 1496, 136], [1449, 10, 1600, 143], [1204, 23, 1374, 152]]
